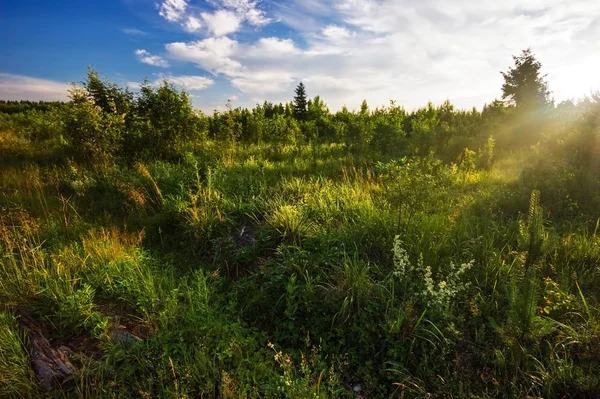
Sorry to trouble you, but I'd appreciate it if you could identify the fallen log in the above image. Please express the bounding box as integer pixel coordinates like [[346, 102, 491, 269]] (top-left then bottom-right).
[[18, 313, 77, 391]]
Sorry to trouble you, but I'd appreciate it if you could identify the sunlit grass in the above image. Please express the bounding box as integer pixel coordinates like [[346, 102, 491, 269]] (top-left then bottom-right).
[[0, 106, 599, 396]]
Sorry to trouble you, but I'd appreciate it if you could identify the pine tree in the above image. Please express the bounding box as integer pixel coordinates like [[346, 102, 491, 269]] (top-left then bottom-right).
[[501, 49, 551, 111], [293, 82, 307, 121]]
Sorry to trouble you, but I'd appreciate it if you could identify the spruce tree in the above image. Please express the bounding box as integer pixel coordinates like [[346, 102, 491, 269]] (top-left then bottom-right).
[[293, 82, 307, 121], [501, 49, 551, 111]]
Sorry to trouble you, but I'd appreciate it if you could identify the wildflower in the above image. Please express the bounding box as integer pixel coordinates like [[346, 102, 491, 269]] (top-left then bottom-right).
[[392, 235, 411, 278], [392, 238, 474, 312]]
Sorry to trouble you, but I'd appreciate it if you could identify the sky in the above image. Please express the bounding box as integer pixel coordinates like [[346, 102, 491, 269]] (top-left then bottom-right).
[[1, 0, 599, 112]]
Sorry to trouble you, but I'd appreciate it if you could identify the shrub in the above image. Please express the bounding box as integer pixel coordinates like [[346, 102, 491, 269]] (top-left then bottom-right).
[[131, 80, 203, 159], [478, 135, 496, 170], [458, 147, 477, 171], [64, 88, 125, 163]]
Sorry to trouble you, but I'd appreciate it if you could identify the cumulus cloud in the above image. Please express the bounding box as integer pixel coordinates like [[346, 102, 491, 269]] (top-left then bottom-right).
[[245, 7, 271, 26], [0, 73, 70, 101], [157, 0, 270, 36], [182, 16, 202, 32], [166, 36, 301, 96], [135, 49, 170, 68], [231, 71, 295, 93], [159, 74, 215, 90], [321, 25, 352, 41], [201, 10, 241, 36], [152, 0, 600, 111], [166, 37, 243, 76], [245, 37, 300, 58]]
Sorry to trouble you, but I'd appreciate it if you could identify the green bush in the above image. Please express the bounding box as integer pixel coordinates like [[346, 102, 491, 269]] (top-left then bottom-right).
[[131, 80, 204, 160], [64, 89, 125, 163]]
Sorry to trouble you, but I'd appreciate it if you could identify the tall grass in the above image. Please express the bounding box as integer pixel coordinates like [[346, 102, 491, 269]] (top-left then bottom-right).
[[1, 128, 600, 397]]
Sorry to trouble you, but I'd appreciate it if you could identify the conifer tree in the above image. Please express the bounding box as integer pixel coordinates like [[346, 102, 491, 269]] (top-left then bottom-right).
[[293, 82, 308, 121], [501, 49, 551, 111]]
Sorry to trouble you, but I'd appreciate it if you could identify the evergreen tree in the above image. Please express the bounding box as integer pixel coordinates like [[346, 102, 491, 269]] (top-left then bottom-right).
[[501, 49, 551, 111], [293, 82, 308, 121]]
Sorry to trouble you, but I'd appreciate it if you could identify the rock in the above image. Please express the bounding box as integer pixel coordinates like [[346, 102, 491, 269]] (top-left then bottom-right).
[[110, 324, 143, 347]]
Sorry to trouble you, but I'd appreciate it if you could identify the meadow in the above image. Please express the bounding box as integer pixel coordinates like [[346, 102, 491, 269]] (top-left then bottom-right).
[[1, 62, 599, 398]]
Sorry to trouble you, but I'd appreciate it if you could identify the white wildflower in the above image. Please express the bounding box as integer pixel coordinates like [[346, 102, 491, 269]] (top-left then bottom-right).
[[392, 235, 412, 278]]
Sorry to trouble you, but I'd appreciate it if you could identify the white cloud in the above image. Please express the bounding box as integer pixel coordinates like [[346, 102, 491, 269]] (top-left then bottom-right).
[[166, 36, 298, 95], [245, 37, 300, 58], [159, 75, 215, 90], [166, 37, 243, 76], [135, 49, 170, 68], [161, 0, 600, 111], [260, 0, 600, 109], [201, 10, 242, 36], [0, 73, 70, 101], [158, 0, 188, 22], [231, 70, 295, 93], [220, 0, 271, 26], [245, 8, 271, 26], [158, 0, 270, 35], [321, 25, 352, 41], [182, 16, 202, 32]]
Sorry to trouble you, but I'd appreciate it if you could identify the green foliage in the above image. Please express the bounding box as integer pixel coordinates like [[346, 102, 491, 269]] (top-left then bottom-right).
[[370, 100, 406, 154], [458, 147, 477, 172], [39, 279, 109, 337], [518, 190, 547, 269], [392, 237, 473, 315], [6, 107, 66, 142], [84, 68, 132, 116], [2, 61, 600, 398], [266, 202, 312, 244], [65, 86, 126, 163], [184, 184, 228, 248], [0, 100, 65, 114], [131, 79, 203, 159], [506, 270, 553, 342], [0, 312, 39, 398], [477, 135, 496, 170]]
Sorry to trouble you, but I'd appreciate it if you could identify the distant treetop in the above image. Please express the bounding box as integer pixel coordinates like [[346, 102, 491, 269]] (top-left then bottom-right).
[[501, 48, 552, 111], [293, 82, 308, 121]]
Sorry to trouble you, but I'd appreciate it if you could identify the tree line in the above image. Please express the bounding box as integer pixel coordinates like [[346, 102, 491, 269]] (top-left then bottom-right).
[[0, 100, 65, 114], [0, 49, 592, 167]]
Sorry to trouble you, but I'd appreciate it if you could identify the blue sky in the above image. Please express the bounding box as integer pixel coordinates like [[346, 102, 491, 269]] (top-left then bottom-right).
[[1, 0, 599, 112]]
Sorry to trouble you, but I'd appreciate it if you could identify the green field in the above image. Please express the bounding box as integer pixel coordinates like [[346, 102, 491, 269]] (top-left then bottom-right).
[[1, 55, 599, 397]]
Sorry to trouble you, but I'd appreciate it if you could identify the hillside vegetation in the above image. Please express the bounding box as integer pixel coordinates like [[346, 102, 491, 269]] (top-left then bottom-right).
[[1, 51, 600, 398]]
